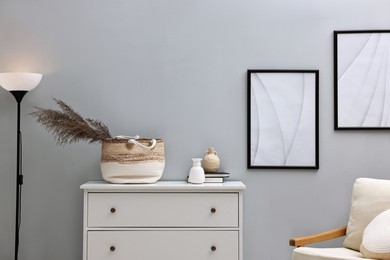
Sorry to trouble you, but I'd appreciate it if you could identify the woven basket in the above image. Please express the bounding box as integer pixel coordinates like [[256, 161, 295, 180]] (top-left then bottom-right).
[[100, 138, 165, 183]]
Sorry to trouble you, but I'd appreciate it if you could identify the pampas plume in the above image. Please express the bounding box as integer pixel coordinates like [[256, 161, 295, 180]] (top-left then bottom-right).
[[30, 98, 112, 145]]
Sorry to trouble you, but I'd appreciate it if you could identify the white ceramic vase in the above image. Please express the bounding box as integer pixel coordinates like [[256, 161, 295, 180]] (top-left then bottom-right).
[[188, 158, 205, 184]]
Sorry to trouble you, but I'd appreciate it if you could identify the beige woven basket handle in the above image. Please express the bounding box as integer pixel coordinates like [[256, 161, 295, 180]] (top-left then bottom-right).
[[115, 135, 157, 150]]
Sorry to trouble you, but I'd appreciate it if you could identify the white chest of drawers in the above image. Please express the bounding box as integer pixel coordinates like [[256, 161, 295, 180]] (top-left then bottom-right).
[[81, 181, 245, 260]]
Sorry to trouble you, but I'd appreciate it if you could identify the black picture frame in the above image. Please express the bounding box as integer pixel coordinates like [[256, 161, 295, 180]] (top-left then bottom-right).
[[247, 70, 319, 169], [334, 30, 390, 130]]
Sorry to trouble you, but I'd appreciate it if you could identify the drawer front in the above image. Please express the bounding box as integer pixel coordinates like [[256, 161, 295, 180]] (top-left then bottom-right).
[[88, 193, 238, 227], [87, 230, 238, 260]]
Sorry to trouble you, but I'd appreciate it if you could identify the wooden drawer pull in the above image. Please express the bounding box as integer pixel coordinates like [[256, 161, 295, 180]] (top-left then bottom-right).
[[211, 246, 217, 251], [210, 208, 216, 213], [110, 208, 116, 213], [110, 246, 116, 252]]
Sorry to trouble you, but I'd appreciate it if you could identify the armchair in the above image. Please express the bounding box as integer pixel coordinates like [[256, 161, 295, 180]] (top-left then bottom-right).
[[290, 178, 390, 260]]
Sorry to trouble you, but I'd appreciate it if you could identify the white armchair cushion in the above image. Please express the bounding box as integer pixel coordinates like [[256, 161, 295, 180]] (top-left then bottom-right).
[[343, 178, 390, 251], [292, 247, 370, 260], [360, 208, 390, 260]]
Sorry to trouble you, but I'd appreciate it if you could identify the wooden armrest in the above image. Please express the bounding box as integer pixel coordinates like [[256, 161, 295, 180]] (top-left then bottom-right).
[[289, 226, 347, 247]]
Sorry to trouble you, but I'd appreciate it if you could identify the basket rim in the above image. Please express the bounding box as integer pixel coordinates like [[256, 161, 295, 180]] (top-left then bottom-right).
[[102, 138, 163, 143]]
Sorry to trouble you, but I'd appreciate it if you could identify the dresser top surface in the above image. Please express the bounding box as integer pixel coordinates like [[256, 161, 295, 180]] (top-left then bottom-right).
[[81, 180, 246, 191]]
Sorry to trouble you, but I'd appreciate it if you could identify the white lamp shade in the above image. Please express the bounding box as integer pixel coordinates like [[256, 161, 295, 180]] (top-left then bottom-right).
[[0, 72, 42, 91]]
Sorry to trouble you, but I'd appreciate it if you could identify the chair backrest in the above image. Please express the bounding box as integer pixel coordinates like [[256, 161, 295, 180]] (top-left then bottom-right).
[[343, 178, 390, 251]]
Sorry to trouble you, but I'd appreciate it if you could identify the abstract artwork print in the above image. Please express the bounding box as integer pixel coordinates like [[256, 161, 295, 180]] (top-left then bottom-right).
[[248, 70, 319, 169], [335, 30, 390, 129]]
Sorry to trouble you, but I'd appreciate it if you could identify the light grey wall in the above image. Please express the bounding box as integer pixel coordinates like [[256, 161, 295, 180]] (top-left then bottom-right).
[[1, 0, 390, 259]]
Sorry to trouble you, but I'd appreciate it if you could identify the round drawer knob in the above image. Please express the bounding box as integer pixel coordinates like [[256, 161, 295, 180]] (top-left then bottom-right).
[[210, 208, 216, 213], [110, 208, 116, 213], [110, 246, 116, 252], [211, 246, 217, 252]]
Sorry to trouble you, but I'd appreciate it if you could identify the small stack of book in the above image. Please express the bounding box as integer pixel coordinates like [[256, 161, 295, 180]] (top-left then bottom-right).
[[204, 172, 230, 183]]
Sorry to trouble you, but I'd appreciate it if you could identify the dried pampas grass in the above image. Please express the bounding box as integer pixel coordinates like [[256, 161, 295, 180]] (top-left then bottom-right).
[[30, 98, 112, 145]]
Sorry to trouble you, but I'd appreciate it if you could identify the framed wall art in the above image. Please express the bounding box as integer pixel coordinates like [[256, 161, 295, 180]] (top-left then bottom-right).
[[247, 70, 319, 169], [334, 30, 390, 129]]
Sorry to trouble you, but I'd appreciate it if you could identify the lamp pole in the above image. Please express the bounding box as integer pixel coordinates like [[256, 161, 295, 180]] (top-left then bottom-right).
[[11, 91, 27, 260]]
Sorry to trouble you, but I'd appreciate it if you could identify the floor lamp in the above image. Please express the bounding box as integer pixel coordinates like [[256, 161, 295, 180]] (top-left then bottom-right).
[[0, 72, 42, 260]]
